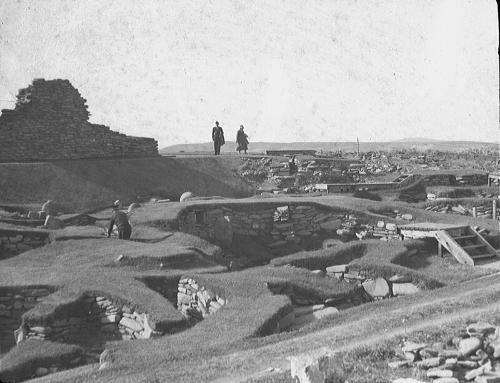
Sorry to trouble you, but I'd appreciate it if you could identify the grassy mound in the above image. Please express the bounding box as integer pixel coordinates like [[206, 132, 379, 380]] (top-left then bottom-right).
[[0, 339, 84, 382], [0, 157, 254, 212], [270, 239, 492, 287]]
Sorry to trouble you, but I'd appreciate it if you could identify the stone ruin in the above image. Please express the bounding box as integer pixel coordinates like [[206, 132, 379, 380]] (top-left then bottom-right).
[[0, 79, 158, 161]]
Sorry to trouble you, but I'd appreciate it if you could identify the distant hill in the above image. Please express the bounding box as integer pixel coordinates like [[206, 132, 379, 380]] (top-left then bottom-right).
[[161, 140, 498, 154]]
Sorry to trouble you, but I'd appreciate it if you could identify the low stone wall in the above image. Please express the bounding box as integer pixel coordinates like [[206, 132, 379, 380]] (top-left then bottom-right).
[[18, 295, 160, 347], [177, 203, 343, 246], [0, 228, 52, 257], [0, 286, 53, 354], [177, 278, 226, 322]]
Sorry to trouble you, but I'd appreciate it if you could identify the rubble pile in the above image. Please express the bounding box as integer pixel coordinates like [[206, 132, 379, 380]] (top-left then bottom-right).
[[390, 321, 500, 383], [177, 278, 227, 322], [425, 201, 500, 220]]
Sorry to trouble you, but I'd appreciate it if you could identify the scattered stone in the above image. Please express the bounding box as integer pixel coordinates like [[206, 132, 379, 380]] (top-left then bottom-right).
[[290, 348, 335, 383], [392, 283, 420, 296], [459, 337, 482, 357], [427, 368, 454, 378], [326, 265, 348, 274], [401, 213, 413, 221], [392, 379, 425, 383], [466, 322, 496, 337], [362, 278, 391, 299], [432, 378, 459, 383], [416, 357, 442, 369]]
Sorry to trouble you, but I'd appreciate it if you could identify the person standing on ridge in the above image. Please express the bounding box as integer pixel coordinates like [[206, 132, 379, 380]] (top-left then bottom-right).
[[212, 121, 225, 155], [236, 125, 249, 154]]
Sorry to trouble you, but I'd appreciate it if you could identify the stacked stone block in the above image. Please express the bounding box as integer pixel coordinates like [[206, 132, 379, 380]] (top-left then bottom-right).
[[0, 79, 158, 161], [177, 204, 344, 246], [177, 278, 226, 322], [0, 287, 52, 354], [19, 295, 160, 346], [0, 229, 51, 257]]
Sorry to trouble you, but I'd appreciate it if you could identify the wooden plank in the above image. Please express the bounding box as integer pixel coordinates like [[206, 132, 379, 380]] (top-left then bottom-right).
[[469, 227, 499, 257], [435, 230, 475, 266]]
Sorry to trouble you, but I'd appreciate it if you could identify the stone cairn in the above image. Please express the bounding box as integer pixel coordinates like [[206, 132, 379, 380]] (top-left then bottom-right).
[[391, 322, 500, 383], [177, 278, 226, 322]]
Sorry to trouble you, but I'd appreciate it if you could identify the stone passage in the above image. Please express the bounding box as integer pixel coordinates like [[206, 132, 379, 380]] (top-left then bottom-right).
[[0, 79, 158, 161]]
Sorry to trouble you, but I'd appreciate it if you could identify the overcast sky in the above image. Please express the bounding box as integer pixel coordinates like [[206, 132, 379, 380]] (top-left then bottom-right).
[[0, 0, 498, 148]]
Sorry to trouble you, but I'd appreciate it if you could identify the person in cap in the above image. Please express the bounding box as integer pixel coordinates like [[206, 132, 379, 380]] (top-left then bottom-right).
[[212, 121, 225, 155], [236, 125, 249, 154], [107, 200, 132, 240]]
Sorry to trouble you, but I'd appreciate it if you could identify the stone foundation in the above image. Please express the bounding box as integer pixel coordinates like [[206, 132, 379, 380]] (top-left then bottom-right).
[[18, 295, 160, 347], [0, 228, 52, 257], [178, 203, 343, 247]]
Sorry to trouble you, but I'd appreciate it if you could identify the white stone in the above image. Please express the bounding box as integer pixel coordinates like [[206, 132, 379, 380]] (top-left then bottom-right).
[[119, 317, 143, 332], [180, 192, 195, 202], [290, 348, 335, 383], [362, 278, 391, 299], [392, 283, 420, 296], [458, 337, 482, 357], [401, 214, 413, 221], [386, 223, 397, 231], [326, 265, 348, 273]]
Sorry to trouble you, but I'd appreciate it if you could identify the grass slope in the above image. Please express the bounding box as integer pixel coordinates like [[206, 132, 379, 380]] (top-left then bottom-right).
[[0, 157, 254, 212]]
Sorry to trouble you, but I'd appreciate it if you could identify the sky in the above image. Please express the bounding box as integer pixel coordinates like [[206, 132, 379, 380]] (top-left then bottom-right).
[[0, 0, 498, 148]]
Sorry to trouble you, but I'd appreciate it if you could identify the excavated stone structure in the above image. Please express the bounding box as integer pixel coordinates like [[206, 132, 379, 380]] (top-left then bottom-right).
[[0, 79, 158, 161]]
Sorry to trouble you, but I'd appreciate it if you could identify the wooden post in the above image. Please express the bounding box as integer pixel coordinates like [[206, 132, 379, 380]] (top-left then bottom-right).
[[472, 207, 477, 218], [488, 174, 491, 187], [438, 242, 443, 257], [493, 199, 497, 220]]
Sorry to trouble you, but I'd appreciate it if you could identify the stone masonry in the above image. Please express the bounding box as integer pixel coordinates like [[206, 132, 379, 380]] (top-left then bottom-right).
[[0, 228, 52, 257], [0, 79, 158, 161], [177, 203, 343, 247]]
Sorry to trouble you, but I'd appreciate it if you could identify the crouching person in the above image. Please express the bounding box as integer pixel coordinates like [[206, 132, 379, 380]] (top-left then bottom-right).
[[107, 200, 132, 240]]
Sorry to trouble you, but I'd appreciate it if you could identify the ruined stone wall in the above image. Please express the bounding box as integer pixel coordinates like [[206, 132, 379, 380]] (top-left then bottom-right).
[[178, 203, 343, 246], [0, 286, 52, 354], [19, 295, 159, 346], [0, 79, 158, 161], [0, 228, 52, 257]]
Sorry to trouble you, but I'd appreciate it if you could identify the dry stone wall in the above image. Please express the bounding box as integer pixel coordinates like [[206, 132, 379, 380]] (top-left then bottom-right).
[[17, 295, 160, 348], [0, 286, 52, 354], [0, 79, 158, 161], [0, 228, 52, 257], [178, 203, 343, 246]]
